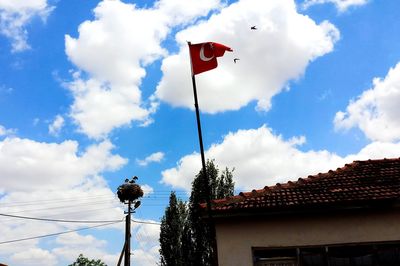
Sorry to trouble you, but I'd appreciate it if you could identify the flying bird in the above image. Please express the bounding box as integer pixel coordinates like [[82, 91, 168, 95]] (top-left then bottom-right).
[[251, 26, 257, 30], [234, 58, 240, 63]]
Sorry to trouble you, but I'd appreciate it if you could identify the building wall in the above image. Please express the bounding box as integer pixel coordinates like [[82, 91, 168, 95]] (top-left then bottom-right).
[[215, 209, 400, 266]]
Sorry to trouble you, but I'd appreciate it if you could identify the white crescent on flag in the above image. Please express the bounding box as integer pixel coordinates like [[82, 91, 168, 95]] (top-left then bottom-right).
[[200, 43, 214, 62]]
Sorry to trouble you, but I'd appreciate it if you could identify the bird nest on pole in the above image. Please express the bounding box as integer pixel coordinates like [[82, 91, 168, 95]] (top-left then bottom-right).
[[117, 176, 143, 203]]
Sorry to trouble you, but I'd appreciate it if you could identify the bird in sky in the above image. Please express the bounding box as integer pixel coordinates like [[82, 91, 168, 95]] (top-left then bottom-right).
[[234, 58, 240, 63], [251, 25, 257, 30]]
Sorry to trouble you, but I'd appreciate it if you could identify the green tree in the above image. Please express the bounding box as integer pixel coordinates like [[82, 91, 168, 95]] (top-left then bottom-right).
[[68, 254, 107, 266], [159, 191, 188, 266], [186, 160, 235, 266], [159, 160, 234, 266]]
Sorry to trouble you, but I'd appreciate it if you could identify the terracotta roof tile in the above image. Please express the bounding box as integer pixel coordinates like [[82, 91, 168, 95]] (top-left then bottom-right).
[[209, 158, 400, 214]]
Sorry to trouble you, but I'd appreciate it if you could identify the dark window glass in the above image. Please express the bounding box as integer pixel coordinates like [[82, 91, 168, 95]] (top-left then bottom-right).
[[377, 245, 400, 266], [253, 243, 400, 266], [301, 248, 325, 266], [328, 246, 374, 266]]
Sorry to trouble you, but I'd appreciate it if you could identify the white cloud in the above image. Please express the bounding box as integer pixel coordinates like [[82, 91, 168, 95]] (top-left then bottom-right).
[[56, 232, 106, 247], [0, 0, 54, 52], [155, 0, 339, 113], [141, 184, 154, 196], [0, 137, 127, 264], [132, 220, 161, 266], [0, 137, 126, 191], [0, 124, 16, 137], [161, 125, 400, 191], [48, 115, 65, 136], [67, 73, 153, 139], [334, 62, 400, 142], [0, 135, 126, 262], [52, 232, 121, 265], [0, 84, 13, 94], [10, 248, 58, 266], [132, 247, 160, 266], [0, 184, 124, 261], [0, 182, 124, 241], [65, 0, 221, 139], [303, 0, 368, 12], [137, 151, 165, 166]]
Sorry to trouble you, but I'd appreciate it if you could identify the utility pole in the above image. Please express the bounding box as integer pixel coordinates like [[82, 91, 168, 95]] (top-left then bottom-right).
[[117, 176, 143, 266], [125, 201, 131, 266]]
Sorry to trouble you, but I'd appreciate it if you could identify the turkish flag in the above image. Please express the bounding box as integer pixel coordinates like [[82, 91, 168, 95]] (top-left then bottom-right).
[[189, 42, 233, 75]]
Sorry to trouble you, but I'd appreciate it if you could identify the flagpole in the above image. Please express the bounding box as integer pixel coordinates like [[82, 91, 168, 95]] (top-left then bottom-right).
[[191, 73, 211, 207], [188, 41, 219, 266]]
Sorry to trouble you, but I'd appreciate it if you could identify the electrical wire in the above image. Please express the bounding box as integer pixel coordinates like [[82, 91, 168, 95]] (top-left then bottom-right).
[[0, 199, 117, 214], [0, 212, 123, 223], [0, 194, 115, 207], [132, 219, 160, 226], [134, 228, 158, 266], [0, 221, 122, 245], [0, 190, 187, 205], [0, 211, 160, 225]]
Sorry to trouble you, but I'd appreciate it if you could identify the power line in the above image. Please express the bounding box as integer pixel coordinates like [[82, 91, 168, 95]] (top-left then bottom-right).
[[0, 211, 160, 225], [0, 212, 123, 223], [1, 199, 118, 214], [0, 221, 122, 245], [132, 219, 160, 226], [0, 194, 115, 207]]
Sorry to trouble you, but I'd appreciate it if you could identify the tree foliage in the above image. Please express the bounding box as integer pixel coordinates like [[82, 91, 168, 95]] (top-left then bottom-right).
[[159, 160, 234, 266], [187, 160, 234, 265], [159, 192, 188, 266], [68, 254, 107, 266]]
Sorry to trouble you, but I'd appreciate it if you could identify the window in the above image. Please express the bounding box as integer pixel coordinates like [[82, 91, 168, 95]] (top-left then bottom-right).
[[255, 258, 296, 266], [328, 246, 374, 266], [254, 248, 297, 266], [300, 248, 325, 266], [253, 242, 400, 266]]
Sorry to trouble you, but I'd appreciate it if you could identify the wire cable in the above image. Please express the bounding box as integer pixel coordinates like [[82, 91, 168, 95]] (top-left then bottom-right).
[[0, 211, 160, 225], [0, 221, 122, 245], [1, 199, 117, 214], [0, 194, 115, 207], [132, 219, 160, 226], [0, 212, 123, 223]]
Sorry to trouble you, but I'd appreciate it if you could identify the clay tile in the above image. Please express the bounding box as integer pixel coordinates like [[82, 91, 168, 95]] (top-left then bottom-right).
[[239, 192, 245, 197], [252, 189, 257, 194], [263, 186, 270, 191]]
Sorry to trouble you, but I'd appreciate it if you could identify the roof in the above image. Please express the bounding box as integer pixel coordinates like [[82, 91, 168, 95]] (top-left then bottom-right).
[[208, 158, 400, 216]]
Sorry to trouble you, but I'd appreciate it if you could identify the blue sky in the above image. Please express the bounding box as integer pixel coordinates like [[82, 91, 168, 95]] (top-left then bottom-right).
[[1, 0, 400, 265]]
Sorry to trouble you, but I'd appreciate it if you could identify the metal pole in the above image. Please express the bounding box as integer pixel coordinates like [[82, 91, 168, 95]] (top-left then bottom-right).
[[188, 42, 219, 266], [124, 201, 131, 266], [117, 241, 126, 266], [190, 73, 212, 214]]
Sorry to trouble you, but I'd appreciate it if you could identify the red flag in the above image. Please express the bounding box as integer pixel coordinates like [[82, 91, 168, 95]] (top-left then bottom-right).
[[189, 42, 233, 75]]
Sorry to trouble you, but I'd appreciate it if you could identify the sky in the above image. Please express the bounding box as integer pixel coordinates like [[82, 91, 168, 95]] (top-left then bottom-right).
[[1, 0, 400, 265]]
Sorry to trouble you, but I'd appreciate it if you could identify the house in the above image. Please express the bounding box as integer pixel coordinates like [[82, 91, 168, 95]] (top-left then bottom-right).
[[207, 158, 400, 266]]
